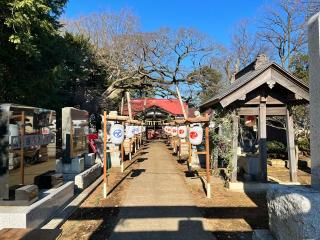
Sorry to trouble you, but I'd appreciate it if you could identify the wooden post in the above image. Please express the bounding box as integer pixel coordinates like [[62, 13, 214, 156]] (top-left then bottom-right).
[[205, 124, 211, 198], [188, 141, 192, 164], [126, 92, 132, 120], [121, 142, 124, 173], [120, 97, 124, 115], [129, 138, 132, 160], [103, 111, 107, 198], [286, 109, 297, 182], [20, 111, 25, 185], [231, 113, 239, 182], [120, 122, 124, 173], [175, 84, 187, 119], [259, 99, 268, 182]]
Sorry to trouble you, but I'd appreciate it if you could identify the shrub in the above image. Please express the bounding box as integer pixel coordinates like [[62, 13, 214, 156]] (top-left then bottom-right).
[[267, 140, 286, 155], [297, 137, 310, 152]]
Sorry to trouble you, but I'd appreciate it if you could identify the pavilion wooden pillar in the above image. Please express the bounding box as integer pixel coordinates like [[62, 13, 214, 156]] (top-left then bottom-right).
[[286, 108, 298, 182], [231, 113, 239, 182], [103, 111, 108, 198], [212, 125, 220, 170], [259, 98, 268, 182]]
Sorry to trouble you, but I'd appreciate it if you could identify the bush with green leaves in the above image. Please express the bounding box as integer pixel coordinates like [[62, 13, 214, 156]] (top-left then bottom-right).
[[297, 137, 310, 153], [267, 140, 287, 158]]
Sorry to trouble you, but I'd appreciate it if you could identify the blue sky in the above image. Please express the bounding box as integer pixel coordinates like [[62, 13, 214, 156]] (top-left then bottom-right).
[[64, 0, 268, 46]]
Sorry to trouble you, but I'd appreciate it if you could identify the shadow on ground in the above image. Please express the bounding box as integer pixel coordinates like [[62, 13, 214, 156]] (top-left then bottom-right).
[[57, 203, 268, 240]]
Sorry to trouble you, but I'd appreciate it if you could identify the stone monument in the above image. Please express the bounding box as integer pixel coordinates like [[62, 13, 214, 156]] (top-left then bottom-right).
[[309, 12, 320, 190]]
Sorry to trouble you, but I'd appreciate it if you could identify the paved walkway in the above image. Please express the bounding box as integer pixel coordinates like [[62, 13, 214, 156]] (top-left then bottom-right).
[[109, 141, 213, 240]]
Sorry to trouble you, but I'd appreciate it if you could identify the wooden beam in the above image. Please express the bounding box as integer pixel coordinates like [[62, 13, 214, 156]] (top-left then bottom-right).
[[126, 119, 142, 125], [231, 113, 239, 182], [220, 69, 272, 107], [106, 115, 129, 121], [173, 115, 210, 124], [244, 95, 284, 105], [238, 107, 287, 116], [286, 109, 298, 182], [259, 100, 268, 182], [271, 68, 309, 101]]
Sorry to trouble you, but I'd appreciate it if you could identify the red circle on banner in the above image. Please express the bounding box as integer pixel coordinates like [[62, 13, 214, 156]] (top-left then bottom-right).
[[190, 131, 198, 139], [179, 129, 184, 134]]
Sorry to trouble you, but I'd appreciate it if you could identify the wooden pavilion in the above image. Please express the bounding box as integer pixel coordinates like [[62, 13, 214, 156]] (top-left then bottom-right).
[[200, 54, 309, 183]]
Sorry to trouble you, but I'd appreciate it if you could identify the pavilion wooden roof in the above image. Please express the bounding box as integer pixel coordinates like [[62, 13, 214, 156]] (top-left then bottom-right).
[[200, 58, 309, 111]]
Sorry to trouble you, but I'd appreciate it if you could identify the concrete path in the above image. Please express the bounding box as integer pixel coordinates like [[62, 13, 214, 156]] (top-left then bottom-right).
[[109, 141, 213, 240]]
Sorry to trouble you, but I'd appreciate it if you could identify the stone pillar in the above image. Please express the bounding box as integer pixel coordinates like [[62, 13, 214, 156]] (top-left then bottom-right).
[[308, 12, 320, 190]]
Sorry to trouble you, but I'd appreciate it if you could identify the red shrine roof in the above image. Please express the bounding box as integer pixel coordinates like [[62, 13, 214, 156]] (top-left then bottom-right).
[[123, 98, 189, 117]]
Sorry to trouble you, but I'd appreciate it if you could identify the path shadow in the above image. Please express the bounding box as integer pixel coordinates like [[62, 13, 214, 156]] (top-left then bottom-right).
[[137, 157, 148, 163], [65, 204, 268, 240], [136, 151, 148, 156], [130, 169, 146, 177], [177, 159, 186, 164]]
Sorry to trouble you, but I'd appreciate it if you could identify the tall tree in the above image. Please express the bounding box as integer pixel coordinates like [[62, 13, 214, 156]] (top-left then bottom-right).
[[187, 66, 222, 103], [258, 0, 307, 69], [56, 33, 108, 111], [66, 11, 220, 102], [290, 53, 309, 83], [231, 20, 270, 69], [0, 0, 68, 107]]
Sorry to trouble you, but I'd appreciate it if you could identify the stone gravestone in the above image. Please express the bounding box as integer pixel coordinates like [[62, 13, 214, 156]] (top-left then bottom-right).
[[309, 12, 320, 190]]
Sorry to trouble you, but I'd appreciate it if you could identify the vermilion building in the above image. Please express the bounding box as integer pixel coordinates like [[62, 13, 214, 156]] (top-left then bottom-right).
[[123, 98, 193, 139], [123, 98, 190, 121]]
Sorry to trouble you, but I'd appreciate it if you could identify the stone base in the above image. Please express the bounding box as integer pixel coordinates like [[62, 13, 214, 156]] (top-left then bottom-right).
[[75, 163, 102, 190], [34, 171, 63, 189], [267, 185, 320, 240], [56, 157, 84, 174], [0, 182, 74, 229], [109, 144, 121, 167], [226, 181, 271, 192], [227, 180, 301, 192], [84, 153, 96, 167], [252, 229, 275, 240], [0, 185, 38, 206], [267, 176, 301, 185], [190, 147, 204, 168], [238, 155, 260, 178]]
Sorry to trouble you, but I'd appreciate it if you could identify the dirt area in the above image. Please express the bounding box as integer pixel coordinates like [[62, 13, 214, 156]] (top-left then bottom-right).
[[58, 155, 143, 240], [267, 156, 311, 185], [173, 154, 268, 240], [172, 152, 311, 239], [268, 165, 311, 185]]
